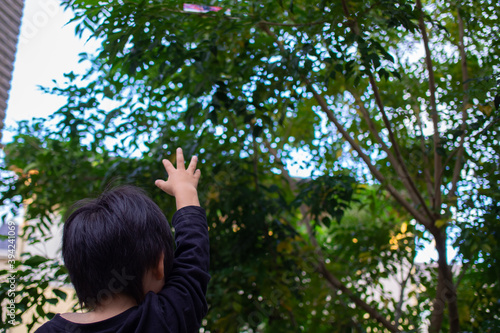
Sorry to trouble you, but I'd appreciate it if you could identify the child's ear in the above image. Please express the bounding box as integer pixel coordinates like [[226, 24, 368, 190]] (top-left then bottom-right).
[[153, 253, 165, 280]]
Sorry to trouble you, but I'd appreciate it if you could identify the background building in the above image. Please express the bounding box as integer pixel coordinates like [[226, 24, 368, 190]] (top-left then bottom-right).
[[0, 0, 24, 266], [0, 0, 25, 145]]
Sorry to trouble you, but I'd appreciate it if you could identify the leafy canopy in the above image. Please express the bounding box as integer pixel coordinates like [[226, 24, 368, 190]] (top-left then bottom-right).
[[1, 0, 499, 332]]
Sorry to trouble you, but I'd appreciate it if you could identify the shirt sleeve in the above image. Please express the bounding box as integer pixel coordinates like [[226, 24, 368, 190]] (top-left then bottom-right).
[[158, 205, 210, 332]]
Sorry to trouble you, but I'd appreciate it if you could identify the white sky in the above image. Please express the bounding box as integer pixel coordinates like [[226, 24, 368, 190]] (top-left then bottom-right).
[[3, 0, 98, 143]]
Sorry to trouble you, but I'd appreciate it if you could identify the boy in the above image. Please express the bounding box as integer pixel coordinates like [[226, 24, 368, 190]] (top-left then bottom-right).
[[36, 148, 210, 332]]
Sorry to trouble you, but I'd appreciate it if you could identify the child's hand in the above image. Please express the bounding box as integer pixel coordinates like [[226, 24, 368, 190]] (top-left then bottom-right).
[[155, 148, 201, 209]]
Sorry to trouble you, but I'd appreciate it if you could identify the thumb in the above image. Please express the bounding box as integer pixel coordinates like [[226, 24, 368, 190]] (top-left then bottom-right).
[[155, 179, 173, 196], [155, 179, 167, 189]]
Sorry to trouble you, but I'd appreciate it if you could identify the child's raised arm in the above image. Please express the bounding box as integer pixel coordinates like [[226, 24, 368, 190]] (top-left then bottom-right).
[[155, 147, 201, 209], [154, 148, 210, 332]]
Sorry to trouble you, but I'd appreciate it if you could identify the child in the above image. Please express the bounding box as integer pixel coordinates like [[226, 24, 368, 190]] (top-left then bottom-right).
[[36, 148, 210, 332]]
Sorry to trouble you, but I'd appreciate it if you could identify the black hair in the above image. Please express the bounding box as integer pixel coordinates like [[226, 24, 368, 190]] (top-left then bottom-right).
[[62, 185, 174, 309]]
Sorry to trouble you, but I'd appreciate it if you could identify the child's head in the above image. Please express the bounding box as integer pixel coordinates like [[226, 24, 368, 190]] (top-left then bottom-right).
[[62, 185, 174, 309]]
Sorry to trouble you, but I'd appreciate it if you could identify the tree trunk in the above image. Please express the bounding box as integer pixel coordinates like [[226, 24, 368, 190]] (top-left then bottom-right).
[[429, 227, 460, 333]]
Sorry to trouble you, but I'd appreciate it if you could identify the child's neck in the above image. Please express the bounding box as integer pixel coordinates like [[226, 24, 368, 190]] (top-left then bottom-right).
[[62, 294, 137, 324], [92, 294, 138, 319]]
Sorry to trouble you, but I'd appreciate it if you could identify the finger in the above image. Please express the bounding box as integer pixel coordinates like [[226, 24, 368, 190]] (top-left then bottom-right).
[[187, 155, 198, 174], [162, 158, 175, 174], [176, 147, 185, 170], [194, 169, 201, 181], [155, 179, 173, 195], [155, 179, 167, 189]]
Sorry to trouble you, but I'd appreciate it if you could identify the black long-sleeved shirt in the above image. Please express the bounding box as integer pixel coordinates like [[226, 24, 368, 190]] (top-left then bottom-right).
[[36, 206, 210, 333]]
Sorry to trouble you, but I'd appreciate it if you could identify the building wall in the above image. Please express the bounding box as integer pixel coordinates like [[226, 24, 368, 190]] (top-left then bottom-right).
[[0, 0, 25, 144]]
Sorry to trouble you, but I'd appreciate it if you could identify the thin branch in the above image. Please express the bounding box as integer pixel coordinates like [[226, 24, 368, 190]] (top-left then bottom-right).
[[449, 7, 469, 197], [413, 105, 435, 203], [328, 0, 433, 227], [367, 75, 435, 221], [262, 137, 401, 332], [340, 0, 361, 35], [341, 0, 434, 222], [416, 0, 442, 213], [304, 214, 400, 332], [250, 124, 260, 191], [394, 258, 415, 324], [349, 90, 412, 186], [257, 22, 286, 53], [439, 116, 499, 190], [454, 261, 470, 289], [262, 140, 297, 187], [468, 116, 500, 138], [309, 83, 430, 228]]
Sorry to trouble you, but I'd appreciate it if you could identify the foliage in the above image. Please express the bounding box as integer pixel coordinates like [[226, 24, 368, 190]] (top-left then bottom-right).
[[1, 0, 499, 332]]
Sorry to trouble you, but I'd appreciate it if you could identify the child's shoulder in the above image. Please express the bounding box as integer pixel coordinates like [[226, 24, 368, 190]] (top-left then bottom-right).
[[58, 311, 112, 324], [35, 306, 138, 332]]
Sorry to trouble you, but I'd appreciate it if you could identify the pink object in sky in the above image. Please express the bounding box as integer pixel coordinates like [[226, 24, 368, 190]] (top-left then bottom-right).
[[183, 3, 231, 15]]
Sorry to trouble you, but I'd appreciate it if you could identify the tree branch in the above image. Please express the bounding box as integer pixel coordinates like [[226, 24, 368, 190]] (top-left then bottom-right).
[[428, 228, 460, 333], [250, 123, 260, 191], [439, 115, 500, 191], [340, 0, 434, 223], [309, 82, 431, 228], [257, 22, 428, 223], [413, 105, 435, 203], [367, 76, 434, 221], [257, 22, 286, 53], [340, 0, 361, 35], [349, 90, 418, 198], [394, 258, 415, 324], [454, 261, 470, 290], [261, 137, 400, 332], [416, 4, 461, 332], [304, 214, 401, 332], [449, 7, 469, 197], [416, 0, 443, 213], [468, 116, 500, 138], [262, 140, 295, 185]]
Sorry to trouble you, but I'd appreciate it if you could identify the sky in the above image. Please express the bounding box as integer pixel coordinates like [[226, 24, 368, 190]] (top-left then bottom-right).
[[3, 0, 454, 263], [4, 0, 98, 142]]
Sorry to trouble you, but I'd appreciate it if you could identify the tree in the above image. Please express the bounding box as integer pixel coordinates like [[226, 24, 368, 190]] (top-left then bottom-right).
[[1, 0, 499, 332]]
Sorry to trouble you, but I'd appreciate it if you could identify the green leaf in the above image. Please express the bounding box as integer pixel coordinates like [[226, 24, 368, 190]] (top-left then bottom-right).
[[23, 255, 49, 267], [52, 289, 68, 301]]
